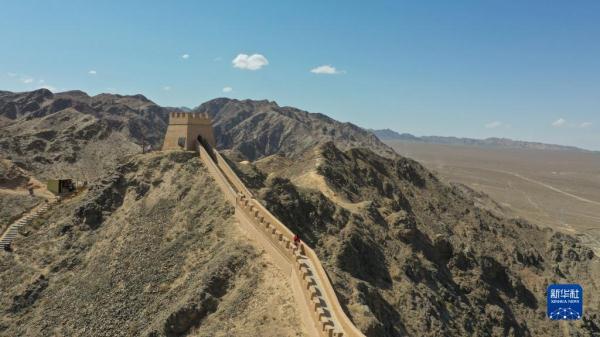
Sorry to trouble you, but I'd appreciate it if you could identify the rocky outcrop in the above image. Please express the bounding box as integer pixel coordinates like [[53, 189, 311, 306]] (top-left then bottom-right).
[[8, 275, 48, 314], [74, 173, 126, 229], [0, 162, 28, 192], [163, 255, 243, 337]]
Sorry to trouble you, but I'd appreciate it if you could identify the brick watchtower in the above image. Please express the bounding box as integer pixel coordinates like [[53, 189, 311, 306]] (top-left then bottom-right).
[[162, 112, 216, 151]]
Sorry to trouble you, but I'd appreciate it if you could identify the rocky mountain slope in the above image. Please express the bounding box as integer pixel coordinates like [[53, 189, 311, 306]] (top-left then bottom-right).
[[0, 159, 45, 233], [0, 151, 304, 337], [2, 89, 599, 336], [228, 142, 600, 337], [0, 90, 397, 180], [373, 129, 596, 153], [194, 98, 397, 160], [0, 89, 171, 181]]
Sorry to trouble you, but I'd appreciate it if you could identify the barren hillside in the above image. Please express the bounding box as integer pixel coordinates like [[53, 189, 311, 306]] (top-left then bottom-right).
[[0, 91, 396, 180], [0, 89, 171, 181], [0, 151, 304, 337], [229, 142, 600, 337], [2, 89, 599, 336]]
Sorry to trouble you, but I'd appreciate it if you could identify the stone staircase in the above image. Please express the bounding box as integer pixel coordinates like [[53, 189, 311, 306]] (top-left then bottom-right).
[[238, 194, 344, 336], [198, 145, 365, 337], [1, 199, 56, 250]]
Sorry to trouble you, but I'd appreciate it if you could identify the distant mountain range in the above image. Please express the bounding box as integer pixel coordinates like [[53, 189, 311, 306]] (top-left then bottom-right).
[[373, 128, 596, 153]]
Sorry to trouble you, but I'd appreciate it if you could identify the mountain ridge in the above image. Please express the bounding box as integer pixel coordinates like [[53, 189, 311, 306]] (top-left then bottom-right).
[[0, 89, 397, 179], [228, 141, 600, 336], [0, 89, 174, 181], [193, 97, 398, 160], [1, 89, 599, 336], [373, 128, 597, 153]]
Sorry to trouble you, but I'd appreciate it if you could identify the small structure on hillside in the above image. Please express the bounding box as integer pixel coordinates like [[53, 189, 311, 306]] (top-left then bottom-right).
[[47, 179, 75, 195], [162, 112, 216, 151]]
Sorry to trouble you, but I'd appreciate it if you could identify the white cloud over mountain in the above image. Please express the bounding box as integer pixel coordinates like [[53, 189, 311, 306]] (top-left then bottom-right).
[[232, 53, 269, 70]]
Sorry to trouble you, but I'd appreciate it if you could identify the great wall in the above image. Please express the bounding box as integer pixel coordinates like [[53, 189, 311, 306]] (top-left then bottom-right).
[[2, 111, 366, 336], [160, 111, 365, 336], [198, 143, 365, 337]]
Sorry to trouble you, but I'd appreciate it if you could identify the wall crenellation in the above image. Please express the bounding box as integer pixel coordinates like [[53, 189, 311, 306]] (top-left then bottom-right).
[[169, 111, 211, 120]]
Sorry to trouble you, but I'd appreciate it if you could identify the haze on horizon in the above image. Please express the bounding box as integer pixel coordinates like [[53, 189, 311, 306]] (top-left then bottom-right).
[[1, 0, 599, 150]]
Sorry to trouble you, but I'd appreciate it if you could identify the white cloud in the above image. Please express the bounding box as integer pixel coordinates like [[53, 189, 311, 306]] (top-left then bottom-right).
[[38, 79, 45, 84], [38, 85, 57, 92], [580, 122, 592, 128], [222, 86, 233, 93], [88, 70, 97, 75], [163, 86, 171, 91], [552, 118, 566, 127], [182, 54, 190, 59], [485, 121, 503, 129], [232, 53, 269, 70], [214, 56, 222, 62], [8, 73, 37, 84], [310, 65, 342, 75]]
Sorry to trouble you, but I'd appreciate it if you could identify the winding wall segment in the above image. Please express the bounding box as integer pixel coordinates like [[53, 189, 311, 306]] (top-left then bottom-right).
[[198, 145, 365, 337]]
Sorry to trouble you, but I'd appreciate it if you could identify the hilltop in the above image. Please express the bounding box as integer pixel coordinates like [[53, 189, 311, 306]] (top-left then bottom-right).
[[194, 98, 397, 160]]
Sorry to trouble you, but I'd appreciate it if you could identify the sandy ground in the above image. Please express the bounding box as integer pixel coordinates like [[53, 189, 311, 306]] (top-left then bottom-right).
[[190, 217, 306, 337], [387, 141, 600, 255]]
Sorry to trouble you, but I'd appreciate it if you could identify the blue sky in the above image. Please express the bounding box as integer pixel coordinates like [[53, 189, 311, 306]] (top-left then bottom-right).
[[1, 1, 599, 150]]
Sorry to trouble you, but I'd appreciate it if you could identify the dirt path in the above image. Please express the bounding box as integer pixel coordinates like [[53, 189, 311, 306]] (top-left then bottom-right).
[[0, 184, 54, 200], [494, 169, 600, 207], [0, 188, 50, 199], [292, 171, 367, 213]]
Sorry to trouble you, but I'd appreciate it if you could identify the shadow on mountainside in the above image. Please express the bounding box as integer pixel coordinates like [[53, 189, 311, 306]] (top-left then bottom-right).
[[228, 141, 600, 337]]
